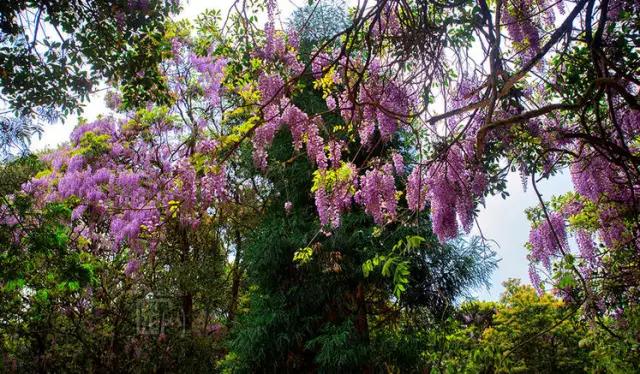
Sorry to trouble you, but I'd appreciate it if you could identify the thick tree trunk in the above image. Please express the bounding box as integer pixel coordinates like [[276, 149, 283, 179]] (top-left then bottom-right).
[[182, 293, 193, 331], [227, 229, 242, 324], [354, 281, 372, 374], [354, 282, 369, 340], [179, 227, 193, 332]]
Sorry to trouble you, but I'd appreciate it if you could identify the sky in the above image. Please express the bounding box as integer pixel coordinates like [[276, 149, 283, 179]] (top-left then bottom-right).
[[30, 0, 575, 301], [470, 172, 572, 299]]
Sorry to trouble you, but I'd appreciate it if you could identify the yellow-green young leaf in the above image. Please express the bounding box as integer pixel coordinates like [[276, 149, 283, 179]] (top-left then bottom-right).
[[75, 131, 112, 158], [238, 84, 261, 104], [335, 161, 353, 182], [567, 198, 599, 231], [372, 227, 382, 238], [393, 262, 410, 285], [169, 200, 180, 218], [311, 169, 324, 193], [372, 255, 384, 267], [362, 261, 373, 277], [293, 247, 314, 264], [406, 235, 425, 250], [190, 152, 207, 172], [394, 284, 406, 298], [312, 66, 338, 98], [250, 58, 262, 70], [34, 169, 53, 179], [392, 239, 403, 253], [382, 257, 394, 277], [220, 116, 260, 147]]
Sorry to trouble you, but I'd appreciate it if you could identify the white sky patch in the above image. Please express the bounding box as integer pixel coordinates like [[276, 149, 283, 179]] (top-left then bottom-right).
[[30, 91, 107, 152], [471, 171, 572, 300]]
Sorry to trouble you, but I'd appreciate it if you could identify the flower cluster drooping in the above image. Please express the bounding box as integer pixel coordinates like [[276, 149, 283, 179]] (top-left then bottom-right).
[[245, 46, 416, 230], [355, 164, 398, 225], [192, 55, 227, 107], [313, 162, 358, 228], [528, 212, 568, 269]]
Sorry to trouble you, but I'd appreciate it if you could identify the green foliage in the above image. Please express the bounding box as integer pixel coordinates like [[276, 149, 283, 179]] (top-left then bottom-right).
[[473, 280, 590, 373], [362, 235, 424, 298], [0, 0, 179, 116], [423, 280, 595, 373], [304, 320, 370, 370]]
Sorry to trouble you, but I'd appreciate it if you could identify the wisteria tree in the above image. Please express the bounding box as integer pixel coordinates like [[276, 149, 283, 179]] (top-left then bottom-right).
[[224, 0, 639, 335], [236, 0, 636, 361], [269, 0, 640, 335]]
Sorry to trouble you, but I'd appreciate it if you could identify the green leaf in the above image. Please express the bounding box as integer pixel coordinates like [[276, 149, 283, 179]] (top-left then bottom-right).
[[5, 278, 26, 292], [35, 289, 49, 302], [406, 235, 425, 250], [558, 274, 575, 288], [382, 257, 394, 277], [293, 247, 314, 265]]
